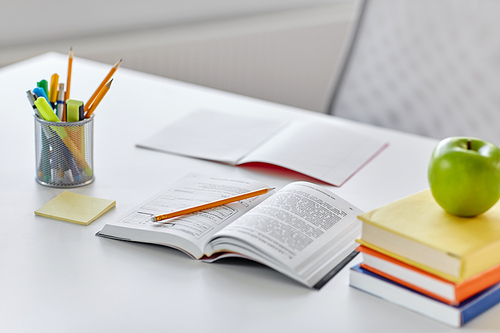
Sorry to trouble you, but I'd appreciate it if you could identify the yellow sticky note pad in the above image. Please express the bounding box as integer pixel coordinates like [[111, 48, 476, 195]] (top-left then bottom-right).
[[35, 191, 116, 225]]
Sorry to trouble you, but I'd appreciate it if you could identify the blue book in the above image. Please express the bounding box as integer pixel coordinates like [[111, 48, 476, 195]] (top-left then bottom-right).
[[349, 264, 500, 327]]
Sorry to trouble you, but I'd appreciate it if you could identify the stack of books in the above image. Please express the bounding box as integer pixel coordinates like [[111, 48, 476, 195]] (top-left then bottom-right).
[[350, 189, 500, 327]]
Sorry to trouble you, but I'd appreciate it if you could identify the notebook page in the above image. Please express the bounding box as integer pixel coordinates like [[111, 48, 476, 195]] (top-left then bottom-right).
[[238, 120, 387, 186], [137, 110, 288, 164]]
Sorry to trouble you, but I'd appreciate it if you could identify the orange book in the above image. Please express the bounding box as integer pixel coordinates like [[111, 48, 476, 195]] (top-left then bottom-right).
[[357, 245, 500, 305]]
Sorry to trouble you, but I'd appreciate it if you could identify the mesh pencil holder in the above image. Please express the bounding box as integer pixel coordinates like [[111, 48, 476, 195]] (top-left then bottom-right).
[[34, 115, 95, 187]]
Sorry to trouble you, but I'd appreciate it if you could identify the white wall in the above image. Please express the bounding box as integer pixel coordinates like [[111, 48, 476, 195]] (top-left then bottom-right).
[[1, 0, 356, 112]]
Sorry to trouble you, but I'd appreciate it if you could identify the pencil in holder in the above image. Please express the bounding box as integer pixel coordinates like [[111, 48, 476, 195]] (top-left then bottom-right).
[[34, 115, 94, 187]]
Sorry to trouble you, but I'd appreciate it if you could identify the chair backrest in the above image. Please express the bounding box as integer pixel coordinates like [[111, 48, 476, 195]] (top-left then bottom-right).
[[327, 0, 500, 146]]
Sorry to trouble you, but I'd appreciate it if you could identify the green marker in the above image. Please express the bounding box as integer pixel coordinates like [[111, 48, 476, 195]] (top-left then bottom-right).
[[65, 99, 86, 166], [37, 80, 49, 97], [66, 99, 83, 122]]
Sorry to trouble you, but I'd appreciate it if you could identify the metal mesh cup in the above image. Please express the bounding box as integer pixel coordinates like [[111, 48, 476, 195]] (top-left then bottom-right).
[[34, 115, 94, 187]]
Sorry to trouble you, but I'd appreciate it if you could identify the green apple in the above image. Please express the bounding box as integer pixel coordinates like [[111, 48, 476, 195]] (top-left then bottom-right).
[[428, 137, 500, 217]]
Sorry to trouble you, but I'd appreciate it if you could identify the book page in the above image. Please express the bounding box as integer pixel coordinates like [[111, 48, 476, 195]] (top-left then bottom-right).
[[208, 182, 362, 276], [136, 110, 288, 164], [97, 173, 273, 259], [238, 120, 387, 186]]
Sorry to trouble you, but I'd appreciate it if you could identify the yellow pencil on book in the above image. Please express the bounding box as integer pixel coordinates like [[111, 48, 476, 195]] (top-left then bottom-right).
[[151, 187, 275, 223]]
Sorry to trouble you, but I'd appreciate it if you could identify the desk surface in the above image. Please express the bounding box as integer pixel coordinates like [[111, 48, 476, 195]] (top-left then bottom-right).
[[1, 53, 496, 332]]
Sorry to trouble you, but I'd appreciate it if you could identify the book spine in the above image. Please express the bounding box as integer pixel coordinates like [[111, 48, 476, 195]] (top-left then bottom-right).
[[455, 265, 500, 303], [460, 283, 500, 325]]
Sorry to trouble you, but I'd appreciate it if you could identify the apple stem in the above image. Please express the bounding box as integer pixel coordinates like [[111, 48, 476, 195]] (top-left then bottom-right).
[[467, 140, 472, 150]]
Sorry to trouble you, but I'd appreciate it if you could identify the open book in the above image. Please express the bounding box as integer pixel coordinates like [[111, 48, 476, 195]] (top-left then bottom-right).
[[137, 110, 388, 186], [97, 173, 363, 289]]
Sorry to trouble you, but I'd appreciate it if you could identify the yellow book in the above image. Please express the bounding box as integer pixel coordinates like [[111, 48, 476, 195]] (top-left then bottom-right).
[[35, 191, 116, 225], [358, 189, 500, 283]]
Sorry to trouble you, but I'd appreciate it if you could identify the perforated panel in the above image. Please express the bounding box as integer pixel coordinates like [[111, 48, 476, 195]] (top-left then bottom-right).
[[330, 0, 500, 145]]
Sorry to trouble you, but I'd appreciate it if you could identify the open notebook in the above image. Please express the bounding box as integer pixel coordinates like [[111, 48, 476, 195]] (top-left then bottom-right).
[[137, 110, 388, 186]]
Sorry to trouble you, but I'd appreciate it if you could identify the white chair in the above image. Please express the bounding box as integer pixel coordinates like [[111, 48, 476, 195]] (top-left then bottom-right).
[[327, 0, 500, 146]]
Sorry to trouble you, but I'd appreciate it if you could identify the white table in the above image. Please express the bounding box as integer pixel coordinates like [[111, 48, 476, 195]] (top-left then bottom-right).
[[1, 53, 496, 332]]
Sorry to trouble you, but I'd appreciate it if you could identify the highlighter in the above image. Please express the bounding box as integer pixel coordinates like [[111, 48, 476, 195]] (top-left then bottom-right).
[[66, 99, 83, 122]]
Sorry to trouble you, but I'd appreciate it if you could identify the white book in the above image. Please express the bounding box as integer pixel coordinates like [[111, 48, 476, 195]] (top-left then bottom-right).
[[97, 173, 363, 288]]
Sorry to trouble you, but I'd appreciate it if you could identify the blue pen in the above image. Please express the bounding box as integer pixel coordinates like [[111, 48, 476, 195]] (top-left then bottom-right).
[[33, 87, 52, 111]]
